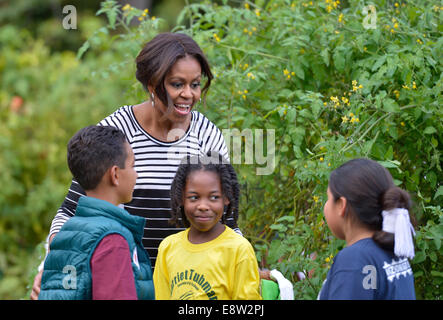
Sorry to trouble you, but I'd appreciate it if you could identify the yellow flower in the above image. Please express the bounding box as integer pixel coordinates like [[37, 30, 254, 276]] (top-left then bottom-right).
[[138, 17, 143, 21], [255, 9, 261, 17], [391, 29, 395, 34], [400, 121, 405, 127], [213, 34, 221, 42], [342, 115, 349, 123], [417, 39, 423, 44], [151, 16, 156, 20], [291, 71, 295, 76], [242, 95, 246, 100], [144, 8, 149, 13], [402, 84, 410, 90], [319, 157, 324, 162], [142, 12, 147, 17], [394, 23, 398, 29], [287, 74, 291, 80], [349, 112, 354, 117], [313, 196, 319, 202], [394, 2, 399, 7], [244, 89, 248, 94], [122, 4, 131, 11], [243, 28, 249, 33], [352, 80, 358, 87], [338, 13, 344, 23], [325, 257, 330, 263], [283, 69, 290, 75], [243, 63, 249, 70], [244, 3, 250, 9], [412, 81, 417, 89]]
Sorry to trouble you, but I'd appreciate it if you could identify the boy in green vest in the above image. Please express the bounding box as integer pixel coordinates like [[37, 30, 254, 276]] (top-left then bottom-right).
[[39, 125, 154, 300]]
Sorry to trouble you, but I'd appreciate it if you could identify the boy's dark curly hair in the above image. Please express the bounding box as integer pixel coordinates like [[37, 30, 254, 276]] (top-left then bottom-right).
[[67, 125, 127, 191], [169, 151, 240, 229]]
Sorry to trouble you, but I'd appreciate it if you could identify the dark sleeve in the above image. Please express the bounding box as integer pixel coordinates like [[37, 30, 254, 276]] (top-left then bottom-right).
[[49, 179, 85, 238], [90, 234, 137, 300]]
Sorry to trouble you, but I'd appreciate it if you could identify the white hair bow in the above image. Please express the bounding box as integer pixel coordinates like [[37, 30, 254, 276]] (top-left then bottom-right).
[[382, 208, 416, 259]]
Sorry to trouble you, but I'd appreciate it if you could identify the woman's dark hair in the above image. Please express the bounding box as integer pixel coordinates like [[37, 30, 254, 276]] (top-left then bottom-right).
[[169, 151, 239, 229], [329, 158, 413, 252], [67, 125, 128, 191], [135, 32, 213, 107]]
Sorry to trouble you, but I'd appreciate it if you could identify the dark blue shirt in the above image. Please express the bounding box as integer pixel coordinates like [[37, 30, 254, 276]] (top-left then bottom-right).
[[318, 238, 415, 300]]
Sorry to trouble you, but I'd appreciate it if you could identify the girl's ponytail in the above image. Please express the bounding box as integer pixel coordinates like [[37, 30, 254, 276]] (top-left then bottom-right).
[[372, 187, 416, 259]]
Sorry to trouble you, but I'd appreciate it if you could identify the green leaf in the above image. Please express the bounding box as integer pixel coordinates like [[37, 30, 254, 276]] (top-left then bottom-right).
[[76, 41, 90, 59], [320, 48, 329, 66], [371, 55, 386, 72], [383, 98, 400, 113], [378, 160, 400, 169], [333, 48, 345, 72], [293, 64, 305, 80], [434, 186, 443, 200], [423, 126, 436, 135]]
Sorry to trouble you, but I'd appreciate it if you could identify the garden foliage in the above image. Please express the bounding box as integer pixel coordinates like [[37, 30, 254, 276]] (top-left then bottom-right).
[[0, 0, 441, 299]]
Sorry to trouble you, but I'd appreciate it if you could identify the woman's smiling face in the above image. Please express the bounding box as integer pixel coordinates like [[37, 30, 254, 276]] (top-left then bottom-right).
[[152, 55, 202, 123]]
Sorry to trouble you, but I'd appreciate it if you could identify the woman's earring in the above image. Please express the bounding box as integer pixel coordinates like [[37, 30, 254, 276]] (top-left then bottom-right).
[[150, 92, 155, 107]]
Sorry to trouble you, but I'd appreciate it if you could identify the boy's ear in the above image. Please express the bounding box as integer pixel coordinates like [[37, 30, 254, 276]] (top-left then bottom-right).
[[109, 165, 119, 186]]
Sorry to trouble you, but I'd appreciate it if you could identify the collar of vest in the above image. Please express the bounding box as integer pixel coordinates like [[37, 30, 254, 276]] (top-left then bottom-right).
[[76, 196, 146, 240]]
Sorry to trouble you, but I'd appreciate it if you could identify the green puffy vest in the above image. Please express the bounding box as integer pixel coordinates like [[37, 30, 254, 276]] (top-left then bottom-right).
[[39, 196, 155, 300]]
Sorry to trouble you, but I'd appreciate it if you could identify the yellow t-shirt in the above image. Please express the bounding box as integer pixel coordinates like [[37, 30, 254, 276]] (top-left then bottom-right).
[[153, 226, 262, 300]]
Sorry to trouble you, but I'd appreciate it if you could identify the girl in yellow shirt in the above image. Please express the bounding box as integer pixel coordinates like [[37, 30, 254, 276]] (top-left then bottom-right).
[[153, 152, 261, 300]]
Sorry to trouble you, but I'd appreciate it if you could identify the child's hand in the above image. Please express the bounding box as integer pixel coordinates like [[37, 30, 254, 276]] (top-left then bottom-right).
[[259, 268, 272, 280]]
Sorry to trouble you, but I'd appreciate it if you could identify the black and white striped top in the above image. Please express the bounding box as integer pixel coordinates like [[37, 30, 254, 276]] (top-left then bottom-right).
[[49, 105, 238, 268]]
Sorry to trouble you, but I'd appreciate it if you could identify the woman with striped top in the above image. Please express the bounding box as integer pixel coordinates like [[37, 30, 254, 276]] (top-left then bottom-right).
[[31, 32, 239, 299]]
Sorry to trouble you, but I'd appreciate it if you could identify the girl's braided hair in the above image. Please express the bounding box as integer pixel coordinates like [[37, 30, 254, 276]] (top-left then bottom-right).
[[169, 151, 240, 228]]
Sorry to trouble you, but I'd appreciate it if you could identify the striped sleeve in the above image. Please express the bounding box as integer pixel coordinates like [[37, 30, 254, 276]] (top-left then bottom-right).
[[49, 180, 85, 238]]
